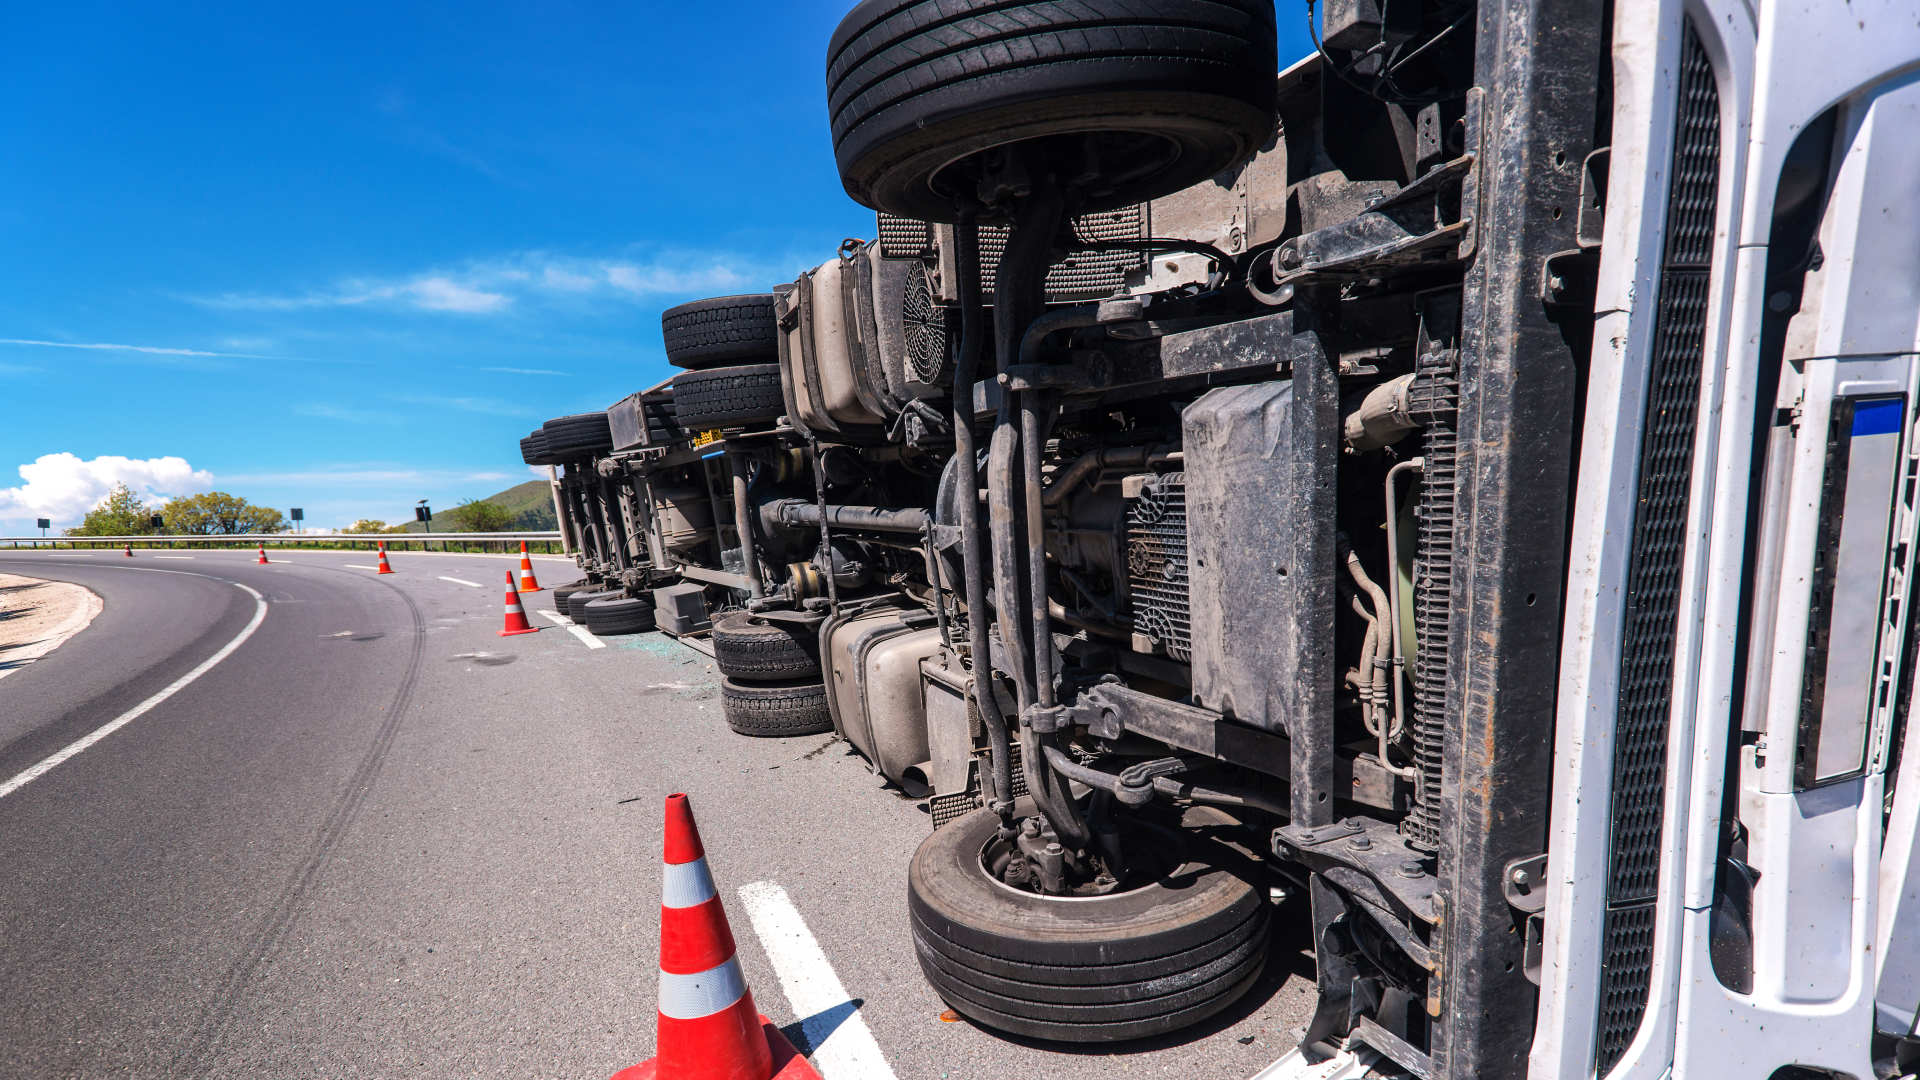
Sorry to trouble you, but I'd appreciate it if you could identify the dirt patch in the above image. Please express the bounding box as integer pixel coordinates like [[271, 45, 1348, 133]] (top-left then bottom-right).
[[0, 573, 104, 677]]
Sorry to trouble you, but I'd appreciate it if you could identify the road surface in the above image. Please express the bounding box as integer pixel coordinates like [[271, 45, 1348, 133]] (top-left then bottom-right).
[[0, 548, 1315, 1079]]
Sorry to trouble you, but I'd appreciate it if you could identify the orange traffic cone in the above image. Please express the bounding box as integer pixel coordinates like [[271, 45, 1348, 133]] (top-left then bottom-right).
[[376, 544, 395, 574], [610, 794, 822, 1080], [518, 541, 543, 592], [257, 544, 270, 564], [124, 543, 134, 557], [498, 571, 541, 637]]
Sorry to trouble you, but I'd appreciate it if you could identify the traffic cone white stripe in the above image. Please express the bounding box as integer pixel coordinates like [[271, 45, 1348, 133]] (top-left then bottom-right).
[[505, 602, 525, 614], [662, 857, 718, 908], [657, 957, 750, 1019]]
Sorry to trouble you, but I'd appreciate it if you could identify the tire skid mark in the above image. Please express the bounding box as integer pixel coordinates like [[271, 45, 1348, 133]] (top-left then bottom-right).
[[172, 576, 426, 1079]]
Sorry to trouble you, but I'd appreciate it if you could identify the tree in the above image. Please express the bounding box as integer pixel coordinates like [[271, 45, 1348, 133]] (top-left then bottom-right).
[[67, 483, 160, 536], [443, 498, 515, 532], [345, 519, 388, 534], [164, 492, 287, 534]]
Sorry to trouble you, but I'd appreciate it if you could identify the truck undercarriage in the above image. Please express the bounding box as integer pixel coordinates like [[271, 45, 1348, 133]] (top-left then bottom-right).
[[521, 1, 1920, 1075]]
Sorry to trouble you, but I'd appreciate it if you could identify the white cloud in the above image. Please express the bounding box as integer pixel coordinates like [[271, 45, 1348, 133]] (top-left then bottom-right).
[[603, 262, 751, 296], [401, 277, 508, 312], [193, 247, 783, 316], [0, 453, 215, 526]]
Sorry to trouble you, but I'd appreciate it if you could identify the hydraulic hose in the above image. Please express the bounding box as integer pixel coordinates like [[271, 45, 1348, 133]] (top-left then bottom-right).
[[949, 210, 1012, 816]]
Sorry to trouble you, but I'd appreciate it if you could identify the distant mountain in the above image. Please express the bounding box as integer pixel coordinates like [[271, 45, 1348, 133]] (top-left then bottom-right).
[[481, 480, 559, 530]]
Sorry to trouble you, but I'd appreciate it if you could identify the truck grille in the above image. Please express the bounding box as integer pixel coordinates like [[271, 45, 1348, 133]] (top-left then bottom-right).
[[1597, 20, 1720, 1077], [1126, 472, 1192, 663], [876, 206, 1148, 303]]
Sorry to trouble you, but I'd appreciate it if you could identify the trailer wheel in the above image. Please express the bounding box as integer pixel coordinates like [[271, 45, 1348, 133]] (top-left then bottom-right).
[[826, 0, 1279, 223], [713, 612, 823, 680], [720, 678, 835, 737], [670, 364, 785, 430], [582, 595, 658, 635], [908, 799, 1269, 1042], [542, 412, 615, 455], [662, 294, 780, 370], [566, 588, 627, 622], [550, 581, 591, 611]]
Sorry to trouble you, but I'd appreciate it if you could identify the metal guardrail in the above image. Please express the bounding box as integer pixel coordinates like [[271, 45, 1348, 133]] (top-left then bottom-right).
[[1, 531, 568, 554]]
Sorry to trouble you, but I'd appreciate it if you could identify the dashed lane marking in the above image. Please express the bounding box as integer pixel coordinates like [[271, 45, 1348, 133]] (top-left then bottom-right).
[[738, 881, 898, 1080], [437, 576, 483, 587], [0, 578, 269, 800], [342, 564, 380, 570], [535, 608, 605, 650]]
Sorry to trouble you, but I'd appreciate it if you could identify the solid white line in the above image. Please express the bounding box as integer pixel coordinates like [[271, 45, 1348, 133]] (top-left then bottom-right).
[[536, 608, 605, 649], [342, 564, 380, 570], [737, 881, 897, 1080], [0, 581, 269, 800], [437, 575, 483, 587]]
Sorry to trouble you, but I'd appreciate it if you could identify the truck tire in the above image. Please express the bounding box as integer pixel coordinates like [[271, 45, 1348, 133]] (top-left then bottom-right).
[[550, 581, 591, 611], [567, 588, 628, 622], [720, 678, 835, 737], [543, 412, 615, 456], [826, 0, 1279, 223], [712, 612, 823, 680], [670, 364, 785, 430], [663, 295, 780, 370], [908, 799, 1269, 1042], [583, 595, 658, 635], [520, 432, 549, 465]]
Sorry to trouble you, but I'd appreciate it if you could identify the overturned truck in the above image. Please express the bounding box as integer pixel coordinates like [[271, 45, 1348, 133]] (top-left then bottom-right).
[[522, 0, 1920, 1076]]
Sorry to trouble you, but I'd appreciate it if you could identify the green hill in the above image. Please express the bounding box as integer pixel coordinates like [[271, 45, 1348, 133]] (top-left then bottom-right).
[[479, 480, 558, 530]]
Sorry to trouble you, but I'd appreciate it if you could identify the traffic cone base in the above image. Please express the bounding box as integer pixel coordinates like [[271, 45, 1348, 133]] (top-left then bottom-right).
[[609, 793, 823, 1080], [376, 545, 394, 574], [499, 571, 541, 637], [518, 540, 543, 592], [609, 1016, 822, 1080]]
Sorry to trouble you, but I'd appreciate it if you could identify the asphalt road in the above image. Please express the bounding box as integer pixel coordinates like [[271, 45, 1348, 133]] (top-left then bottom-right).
[[0, 548, 1315, 1080]]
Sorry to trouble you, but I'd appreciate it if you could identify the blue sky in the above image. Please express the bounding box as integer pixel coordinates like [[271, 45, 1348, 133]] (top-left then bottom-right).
[[0, 2, 1310, 532]]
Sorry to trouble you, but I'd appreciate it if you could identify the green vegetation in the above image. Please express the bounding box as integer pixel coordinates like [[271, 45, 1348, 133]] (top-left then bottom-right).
[[163, 492, 286, 534], [66, 483, 161, 536]]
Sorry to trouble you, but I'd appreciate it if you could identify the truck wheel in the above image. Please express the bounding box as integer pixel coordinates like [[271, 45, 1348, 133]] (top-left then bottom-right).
[[720, 678, 835, 737], [567, 588, 627, 622], [550, 581, 590, 611], [908, 799, 1269, 1042], [713, 612, 823, 680], [520, 432, 549, 465], [670, 364, 786, 430], [543, 412, 615, 455], [827, 0, 1279, 223], [663, 295, 780, 370], [582, 595, 658, 635]]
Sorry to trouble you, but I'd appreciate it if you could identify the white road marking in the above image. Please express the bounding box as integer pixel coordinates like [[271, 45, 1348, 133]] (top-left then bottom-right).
[[536, 608, 605, 650], [437, 576, 483, 587], [0, 580, 269, 800], [343, 564, 380, 570], [737, 881, 897, 1080]]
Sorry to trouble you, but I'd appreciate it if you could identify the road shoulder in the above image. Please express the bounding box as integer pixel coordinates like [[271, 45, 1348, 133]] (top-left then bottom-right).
[[0, 572, 105, 679]]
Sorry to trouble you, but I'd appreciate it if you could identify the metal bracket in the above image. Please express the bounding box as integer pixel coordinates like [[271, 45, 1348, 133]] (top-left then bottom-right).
[[1501, 853, 1548, 913]]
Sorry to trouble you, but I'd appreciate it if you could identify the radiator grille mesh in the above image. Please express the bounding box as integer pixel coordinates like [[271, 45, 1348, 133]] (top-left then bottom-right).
[[1596, 21, 1720, 1077], [876, 207, 1148, 303], [1126, 472, 1191, 663], [1405, 350, 1460, 851]]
